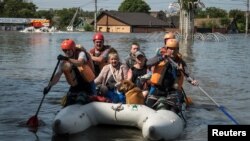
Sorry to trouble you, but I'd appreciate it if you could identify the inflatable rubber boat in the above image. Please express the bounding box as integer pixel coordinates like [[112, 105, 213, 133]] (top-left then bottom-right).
[[52, 102, 184, 141]]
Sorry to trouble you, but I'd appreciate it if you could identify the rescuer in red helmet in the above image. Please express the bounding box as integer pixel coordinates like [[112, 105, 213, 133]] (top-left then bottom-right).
[[89, 32, 110, 76], [43, 39, 96, 107]]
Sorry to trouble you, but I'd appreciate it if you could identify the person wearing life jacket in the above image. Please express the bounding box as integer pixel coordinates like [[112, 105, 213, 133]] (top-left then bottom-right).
[[124, 42, 141, 69], [43, 39, 96, 107], [155, 32, 176, 56], [89, 32, 110, 76], [155, 32, 192, 102], [145, 39, 198, 113]]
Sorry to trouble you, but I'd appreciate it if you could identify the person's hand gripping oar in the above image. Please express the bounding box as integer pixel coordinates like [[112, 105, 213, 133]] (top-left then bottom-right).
[[26, 59, 60, 128], [167, 57, 239, 125]]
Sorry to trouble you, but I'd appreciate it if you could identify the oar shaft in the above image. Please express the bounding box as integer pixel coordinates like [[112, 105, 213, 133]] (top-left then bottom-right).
[[35, 60, 60, 116], [219, 106, 239, 125], [198, 86, 220, 107], [167, 57, 239, 124], [49, 60, 60, 82], [35, 94, 45, 116], [197, 86, 239, 124]]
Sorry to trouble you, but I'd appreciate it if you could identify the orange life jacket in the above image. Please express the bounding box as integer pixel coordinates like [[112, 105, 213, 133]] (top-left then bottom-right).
[[75, 49, 95, 83], [150, 60, 168, 85], [62, 49, 95, 86], [150, 50, 184, 90]]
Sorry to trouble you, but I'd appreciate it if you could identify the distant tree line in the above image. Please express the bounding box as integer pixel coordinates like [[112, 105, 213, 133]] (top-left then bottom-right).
[[195, 7, 247, 32], [0, 0, 248, 32], [0, 0, 95, 31]]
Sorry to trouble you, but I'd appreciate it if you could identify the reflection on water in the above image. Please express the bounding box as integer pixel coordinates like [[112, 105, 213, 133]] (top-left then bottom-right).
[[0, 31, 249, 141], [52, 125, 143, 141]]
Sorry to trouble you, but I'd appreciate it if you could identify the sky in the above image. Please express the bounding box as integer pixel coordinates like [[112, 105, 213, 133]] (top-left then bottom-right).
[[31, 0, 246, 11]]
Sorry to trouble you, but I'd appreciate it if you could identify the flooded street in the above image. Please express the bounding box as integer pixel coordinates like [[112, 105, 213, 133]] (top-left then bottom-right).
[[0, 31, 249, 141]]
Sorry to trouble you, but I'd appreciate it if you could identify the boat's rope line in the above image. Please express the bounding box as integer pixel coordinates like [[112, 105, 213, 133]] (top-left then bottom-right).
[[111, 103, 124, 121]]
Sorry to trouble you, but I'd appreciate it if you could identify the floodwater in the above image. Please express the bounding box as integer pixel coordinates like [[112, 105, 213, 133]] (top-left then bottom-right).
[[0, 31, 249, 141]]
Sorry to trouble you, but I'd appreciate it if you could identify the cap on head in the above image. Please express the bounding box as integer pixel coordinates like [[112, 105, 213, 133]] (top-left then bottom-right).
[[93, 32, 104, 41], [135, 51, 145, 58], [61, 39, 76, 50], [164, 32, 175, 39], [166, 39, 179, 48]]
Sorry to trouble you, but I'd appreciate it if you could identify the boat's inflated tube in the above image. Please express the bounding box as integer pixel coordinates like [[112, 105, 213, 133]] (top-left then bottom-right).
[[52, 102, 184, 141]]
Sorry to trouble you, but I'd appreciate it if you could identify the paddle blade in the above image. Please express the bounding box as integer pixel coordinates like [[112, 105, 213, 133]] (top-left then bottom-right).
[[26, 115, 39, 128], [185, 97, 193, 105]]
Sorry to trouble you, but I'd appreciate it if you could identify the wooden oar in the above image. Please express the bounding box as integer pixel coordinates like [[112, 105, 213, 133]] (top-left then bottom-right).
[[26, 60, 60, 128], [167, 57, 239, 125]]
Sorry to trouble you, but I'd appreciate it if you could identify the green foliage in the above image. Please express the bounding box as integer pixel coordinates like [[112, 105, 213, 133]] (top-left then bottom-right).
[[83, 24, 94, 31], [220, 18, 230, 27], [196, 7, 227, 18], [53, 8, 95, 30], [228, 9, 246, 32], [54, 8, 76, 29], [205, 7, 227, 18], [0, 0, 37, 17], [36, 9, 54, 20], [237, 23, 245, 32], [182, 0, 198, 11], [229, 9, 244, 19], [118, 0, 151, 13], [195, 8, 207, 18]]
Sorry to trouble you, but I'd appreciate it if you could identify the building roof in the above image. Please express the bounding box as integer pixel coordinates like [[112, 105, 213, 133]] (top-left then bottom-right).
[[98, 11, 168, 26], [0, 18, 29, 24]]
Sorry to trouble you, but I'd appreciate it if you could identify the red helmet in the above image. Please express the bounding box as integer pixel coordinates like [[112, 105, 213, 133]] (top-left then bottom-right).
[[61, 39, 76, 50], [93, 32, 104, 41]]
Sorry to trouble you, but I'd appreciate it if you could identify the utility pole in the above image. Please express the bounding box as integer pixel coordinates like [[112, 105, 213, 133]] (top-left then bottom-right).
[[246, 0, 249, 34], [94, 0, 97, 32], [179, 0, 184, 39]]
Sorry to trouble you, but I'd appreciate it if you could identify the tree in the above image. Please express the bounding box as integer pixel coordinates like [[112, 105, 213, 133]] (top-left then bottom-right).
[[83, 24, 94, 31], [181, 0, 199, 11], [195, 8, 207, 18], [229, 9, 246, 32], [1, 0, 37, 17], [118, 0, 151, 13], [229, 9, 244, 19], [36, 9, 55, 20], [205, 7, 227, 18]]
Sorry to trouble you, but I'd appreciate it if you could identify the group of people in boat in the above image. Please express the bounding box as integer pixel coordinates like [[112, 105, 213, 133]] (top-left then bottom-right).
[[43, 32, 198, 115]]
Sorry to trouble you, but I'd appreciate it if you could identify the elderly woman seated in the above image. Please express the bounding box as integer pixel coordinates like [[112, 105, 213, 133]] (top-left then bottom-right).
[[94, 48, 128, 103]]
